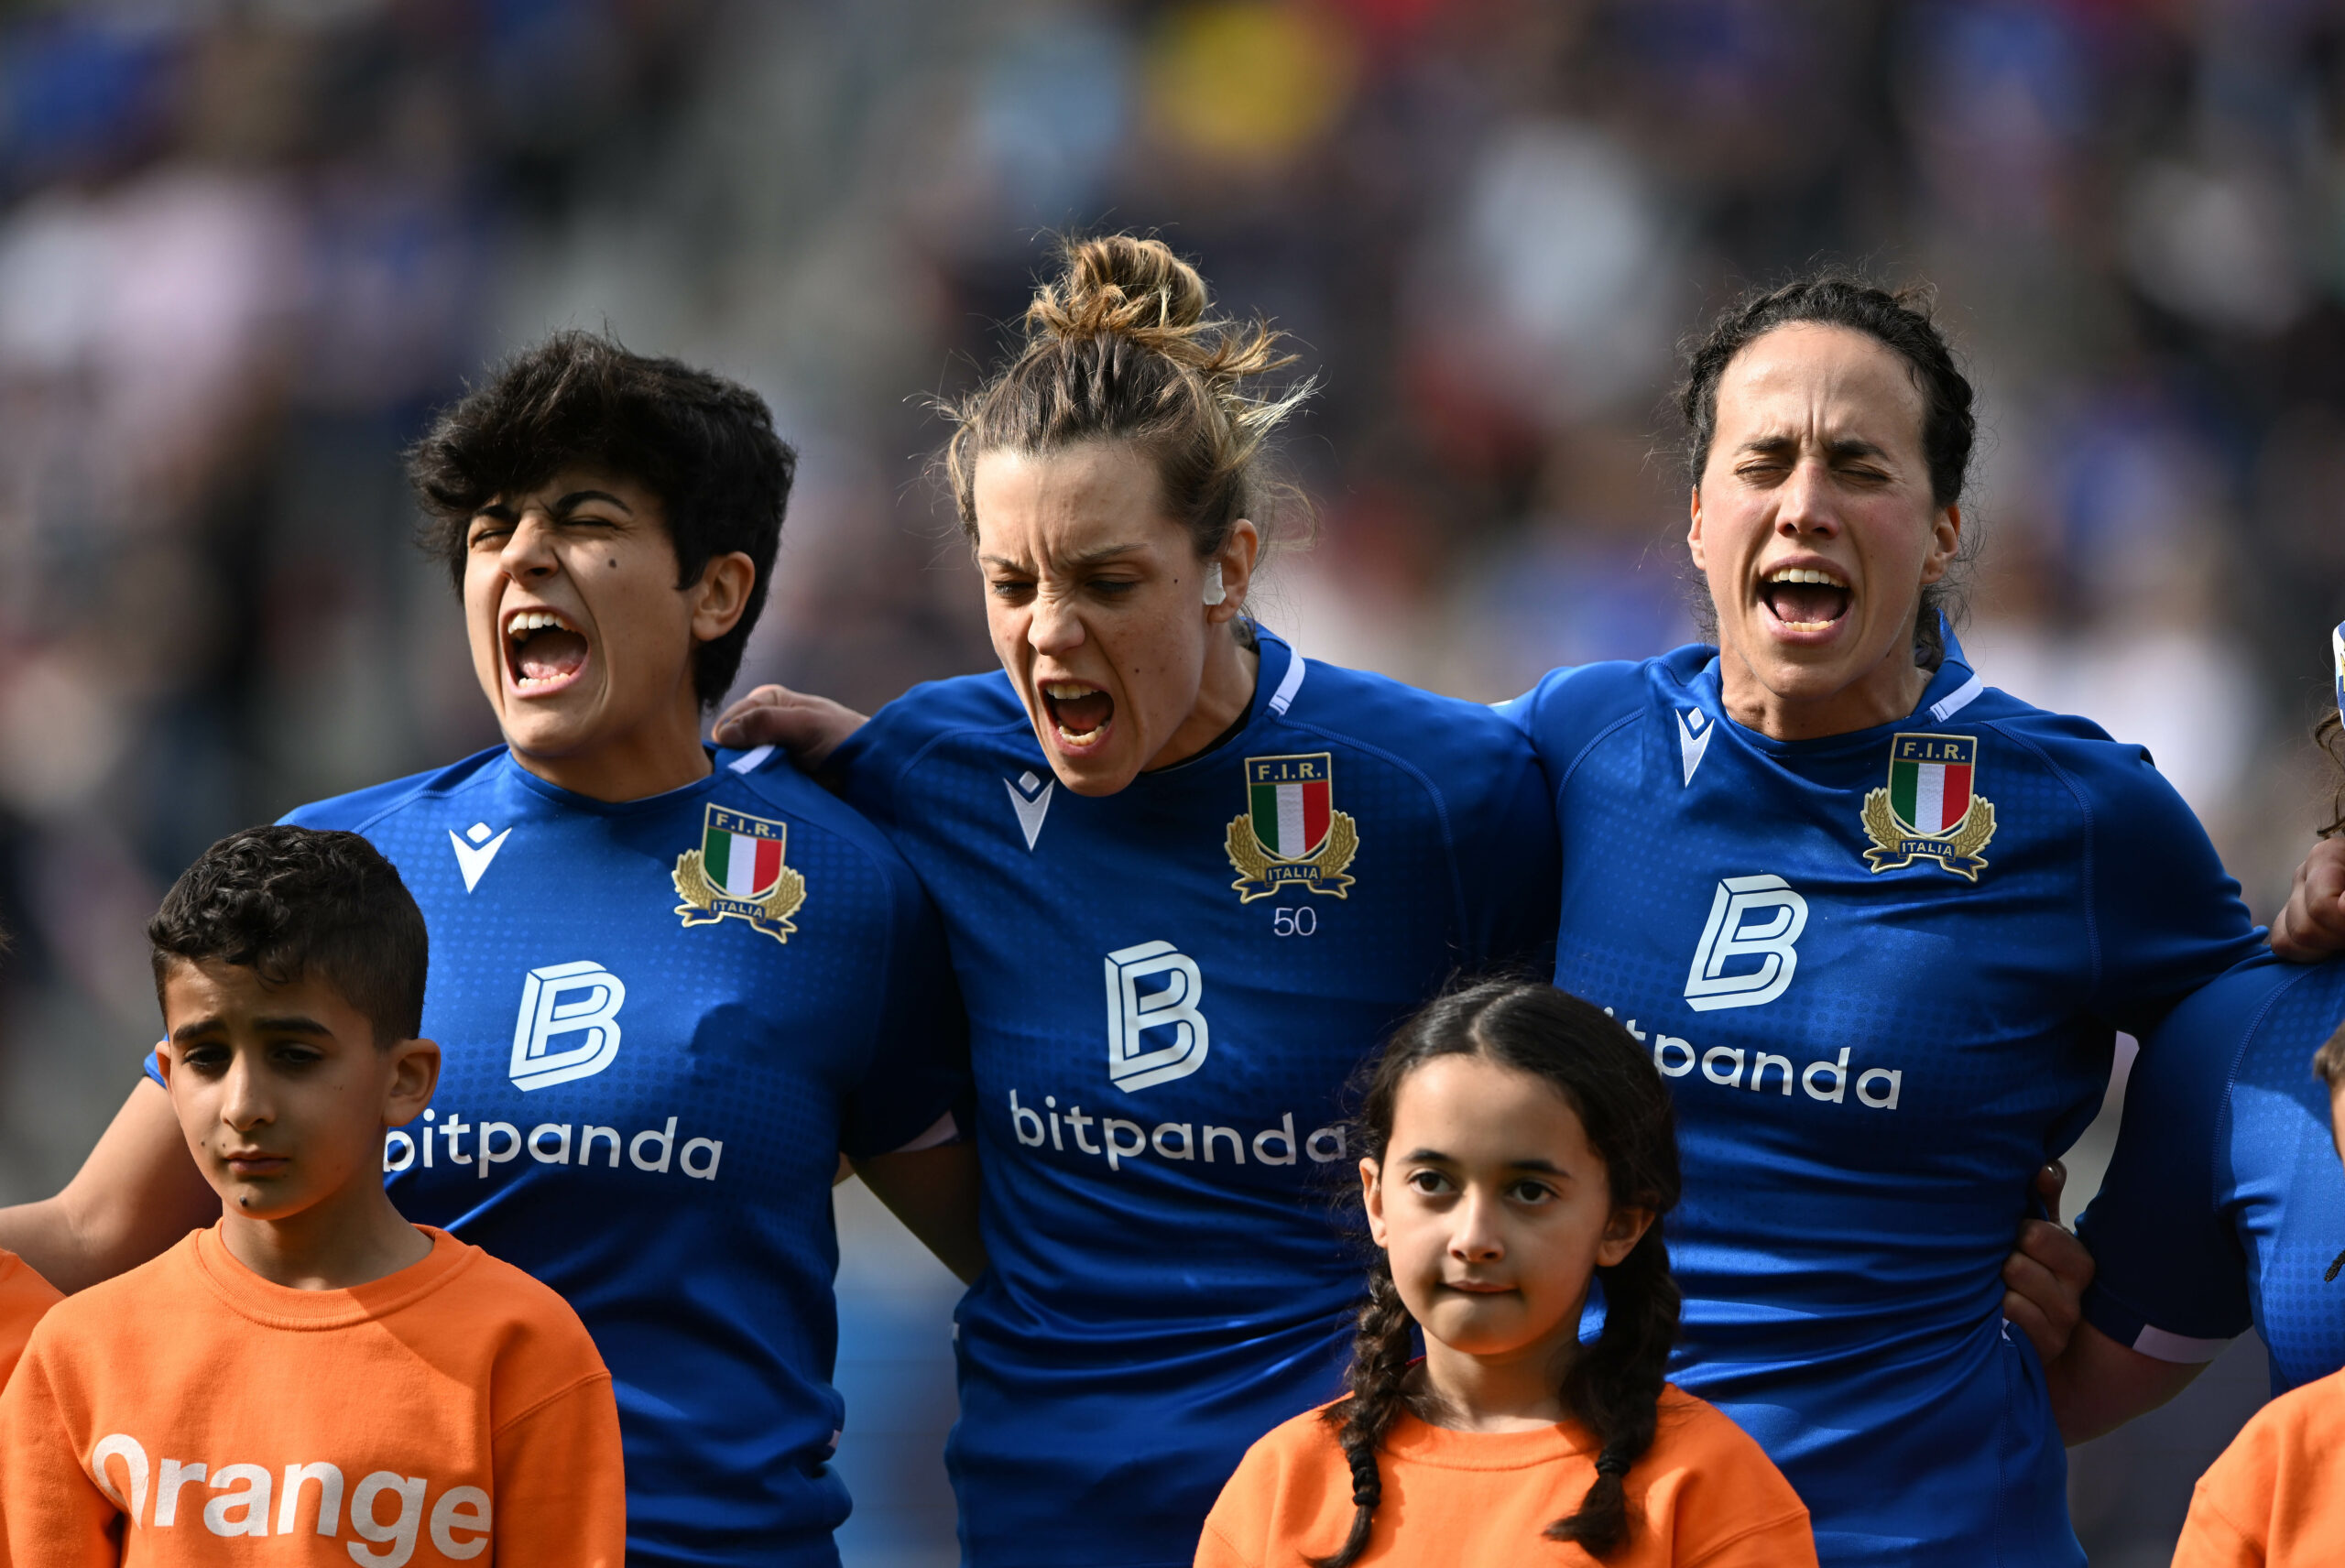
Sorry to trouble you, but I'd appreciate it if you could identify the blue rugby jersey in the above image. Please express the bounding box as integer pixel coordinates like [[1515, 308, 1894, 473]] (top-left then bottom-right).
[[826, 628, 1560, 1568], [150, 745, 965, 1568], [2078, 953, 2345, 1397], [1504, 645, 2260, 1568]]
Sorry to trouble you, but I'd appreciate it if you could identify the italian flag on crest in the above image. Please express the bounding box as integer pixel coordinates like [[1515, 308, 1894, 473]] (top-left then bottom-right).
[[1889, 735, 1975, 834], [1249, 754, 1333, 858], [704, 812, 787, 898]]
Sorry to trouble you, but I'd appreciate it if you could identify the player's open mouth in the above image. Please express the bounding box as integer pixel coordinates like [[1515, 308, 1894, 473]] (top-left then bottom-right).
[[1758, 564, 1851, 636], [505, 607, 590, 694], [1040, 680, 1114, 750]]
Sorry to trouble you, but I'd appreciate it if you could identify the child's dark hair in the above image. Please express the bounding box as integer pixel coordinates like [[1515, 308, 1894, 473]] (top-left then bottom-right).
[[405, 329, 798, 707], [149, 826, 427, 1046], [1314, 978, 1682, 1567]]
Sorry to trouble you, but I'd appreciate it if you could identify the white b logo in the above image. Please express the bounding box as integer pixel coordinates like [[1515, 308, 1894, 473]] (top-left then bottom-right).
[[1104, 940, 1209, 1092], [1684, 876, 1808, 1012], [509, 961, 627, 1091]]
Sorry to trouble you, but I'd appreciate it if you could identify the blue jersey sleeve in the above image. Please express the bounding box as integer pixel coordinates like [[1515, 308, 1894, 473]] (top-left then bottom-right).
[[1450, 719, 1560, 975], [2076, 960, 2268, 1357], [2063, 736, 2261, 1037], [836, 865, 971, 1160]]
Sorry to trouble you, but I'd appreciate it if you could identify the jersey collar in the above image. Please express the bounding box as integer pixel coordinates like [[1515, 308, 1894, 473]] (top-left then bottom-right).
[[1689, 644, 1985, 759]]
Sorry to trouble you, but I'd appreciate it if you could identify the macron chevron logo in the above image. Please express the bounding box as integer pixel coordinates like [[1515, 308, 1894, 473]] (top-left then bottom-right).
[[1004, 771, 1053, 851], [449, 822, 512, 892], [1677, 709, 1714, 787]]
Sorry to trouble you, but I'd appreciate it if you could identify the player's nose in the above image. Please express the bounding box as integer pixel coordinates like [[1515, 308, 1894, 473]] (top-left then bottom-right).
[[1774, 456, 1840, 538], [1448, 1191, 1506, 1261], [497, 514, 562, 580]]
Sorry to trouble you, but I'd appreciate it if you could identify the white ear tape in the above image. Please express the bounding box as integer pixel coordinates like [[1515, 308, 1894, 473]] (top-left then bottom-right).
[[1203, 562, 1227, 606]]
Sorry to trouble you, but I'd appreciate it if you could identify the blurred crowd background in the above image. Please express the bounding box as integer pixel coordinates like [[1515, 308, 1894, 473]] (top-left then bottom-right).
[[0, 1, 2339, 1562]]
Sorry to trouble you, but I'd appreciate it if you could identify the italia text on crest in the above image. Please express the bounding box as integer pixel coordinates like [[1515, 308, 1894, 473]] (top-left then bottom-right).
[[1225, 752, 1359, 902], [673, 804, 807, 943], [1860, 732, 1996, 882]]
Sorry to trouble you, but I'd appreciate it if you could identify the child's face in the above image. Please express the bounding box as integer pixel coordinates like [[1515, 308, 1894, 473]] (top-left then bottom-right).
[[158, 959, 437, 1222], [1364, 1054, 1652, 1370]]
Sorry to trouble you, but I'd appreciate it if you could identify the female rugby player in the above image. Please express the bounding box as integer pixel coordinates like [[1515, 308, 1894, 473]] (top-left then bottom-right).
[[1503, 277, 2267, 1567], [2046, 655, 2345, 1440], [725, 234, 1562, 1568], [0, 333, 975, 1568]]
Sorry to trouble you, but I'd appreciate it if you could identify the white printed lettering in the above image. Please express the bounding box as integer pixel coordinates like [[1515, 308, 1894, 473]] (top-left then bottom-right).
[[629, 1118, 677, 1173], [1064, 1106, 1099, 1155], [680, 1138, 725, 1180], [476, 1123, 520, 1179], [348, 1472, 427, 1567], [527, 1125, 572, 1164], [1202, 1127, 1245, 1163], [1652, 1036, 1695, 1077], [90, 1434, 147, 1522], [1102, 1119, 1146, 1171], [156, 1459, 207, 1526], [1252, 1113, 1298, 1166], [1305, 1125, 1346, 1162], [382, 1132, 415, 1175], [1701, 1046, 1746, 1089], [1010, 1091, 1046, 1148], [429, 1486, 492, 1560], [1803, 1049, 1850, 1104], [1858, 1068, 1903, 1110], [1751, 1052, 1794, 1095], [581, 1127, 620, 1168], [1151, 1123, 1194, 1160], [278, 1462, 344, 1535], [204, 1464, 271, 1538]]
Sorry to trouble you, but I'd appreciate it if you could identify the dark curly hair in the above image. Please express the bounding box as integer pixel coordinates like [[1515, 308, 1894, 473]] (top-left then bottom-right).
[[1676, 274, 1978, 669], [149, 826, 428, 1046], [1314, 979, 1683, 1566], [406, 330, 798, 707]]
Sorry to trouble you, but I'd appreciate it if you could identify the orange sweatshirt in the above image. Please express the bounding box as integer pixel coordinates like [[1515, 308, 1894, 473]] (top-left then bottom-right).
[[0, 1249, 60, 1388], [0, 1225, 623, 1566], [1197, 1385, 1816, 1568], [2172, 1363, 2345, 1567]]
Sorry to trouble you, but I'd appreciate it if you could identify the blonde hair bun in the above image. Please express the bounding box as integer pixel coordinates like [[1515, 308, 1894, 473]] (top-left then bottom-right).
[[1029, 234, 1216, 358]]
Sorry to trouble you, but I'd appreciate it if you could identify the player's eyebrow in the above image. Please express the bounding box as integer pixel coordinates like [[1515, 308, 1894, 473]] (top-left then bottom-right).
[[978, 543, 1145, 572], [1737, 432, 1892, 463], [471, 489, 636, 523], [169, 1014, 333, 1041]]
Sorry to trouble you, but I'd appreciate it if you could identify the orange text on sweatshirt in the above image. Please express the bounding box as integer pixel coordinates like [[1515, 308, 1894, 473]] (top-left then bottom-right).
[[0, 1225, 623, 1566], [1197, 1384, 1817, 1568]]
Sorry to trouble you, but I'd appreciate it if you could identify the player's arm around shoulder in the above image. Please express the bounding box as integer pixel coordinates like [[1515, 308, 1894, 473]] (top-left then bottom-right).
[[476, 1255, 626, 1567], [1650, 1388, 1820, 1568], [0, 1301, 135, 1567]]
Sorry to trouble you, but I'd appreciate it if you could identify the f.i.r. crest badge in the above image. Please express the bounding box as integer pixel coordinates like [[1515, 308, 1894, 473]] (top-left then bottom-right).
[[672, 804, 807, 943], [1861, 733, 1997, 882], [1225, 753, 1359, 903]]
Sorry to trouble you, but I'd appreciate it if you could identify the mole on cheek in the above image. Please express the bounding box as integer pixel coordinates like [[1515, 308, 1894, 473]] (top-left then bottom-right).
[[607, 558, 618, 569]]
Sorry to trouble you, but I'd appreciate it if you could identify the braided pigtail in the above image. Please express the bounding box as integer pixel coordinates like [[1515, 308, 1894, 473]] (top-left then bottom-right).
[[1543, 1221, 1681, 1556], [1310, 1255, 1417, 1568]]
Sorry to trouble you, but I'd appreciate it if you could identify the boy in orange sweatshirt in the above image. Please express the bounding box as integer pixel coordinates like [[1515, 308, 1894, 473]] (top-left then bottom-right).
[[0, 923, 60, 1387], [0, 825, 625, 1565], [2170, 1016, 2345, 1567]]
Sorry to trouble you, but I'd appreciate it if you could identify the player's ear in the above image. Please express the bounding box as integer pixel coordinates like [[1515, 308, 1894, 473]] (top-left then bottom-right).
[[1360, 1157, 1388, 1247], [385, 1038, 442, 1125], [690, 550, 758, 644], [1596, 1203, 1655, 1269], [1206, 519, 1260, 626], [153, 1040, 175, 1089], [1685, 485, 1707, 570]]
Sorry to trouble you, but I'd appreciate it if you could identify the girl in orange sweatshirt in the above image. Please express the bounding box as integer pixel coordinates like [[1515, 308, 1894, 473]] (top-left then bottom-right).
[[1195, 980, 1816, 1568]]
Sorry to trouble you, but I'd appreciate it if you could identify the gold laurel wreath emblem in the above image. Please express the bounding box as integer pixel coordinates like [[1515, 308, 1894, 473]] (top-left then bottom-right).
[[1224, 811, 1359, 903], [1860, 788, 1997, 884], [672, 849, 807, 943]]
